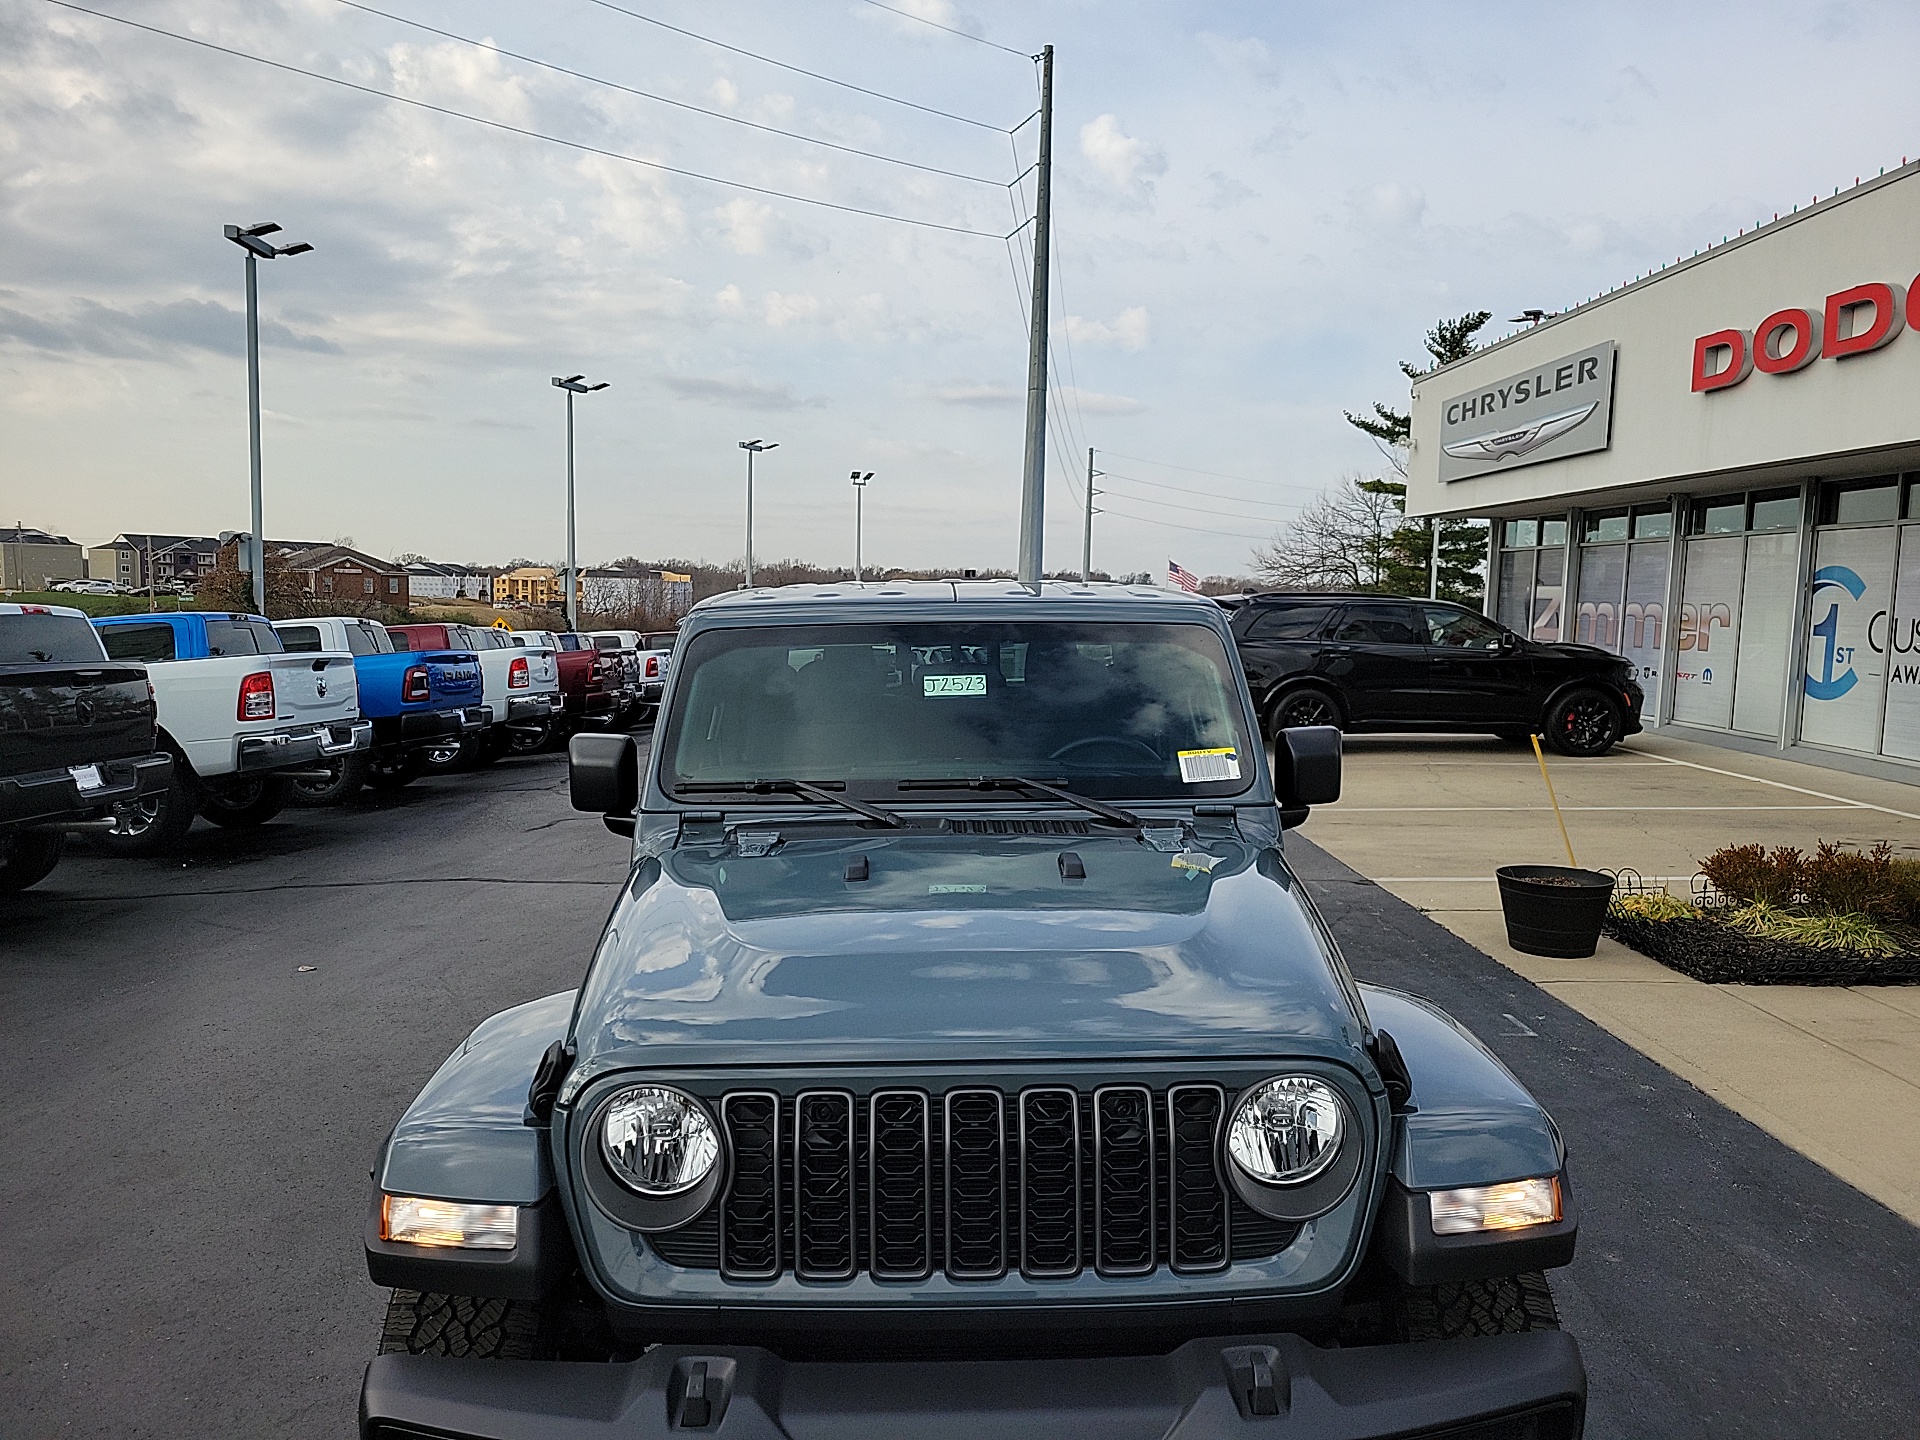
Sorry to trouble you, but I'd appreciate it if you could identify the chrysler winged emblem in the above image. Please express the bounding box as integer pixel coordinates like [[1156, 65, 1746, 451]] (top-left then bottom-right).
[[1442, 402, 1598, 463]]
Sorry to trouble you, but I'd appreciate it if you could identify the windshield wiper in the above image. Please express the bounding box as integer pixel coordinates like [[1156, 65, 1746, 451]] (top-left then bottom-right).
[[897, 776, 1140, 829], [673, 779, 904, 827]]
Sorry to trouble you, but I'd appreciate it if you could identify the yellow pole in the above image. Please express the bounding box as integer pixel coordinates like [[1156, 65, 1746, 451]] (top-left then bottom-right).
[[1530, 733, 1579, 869]]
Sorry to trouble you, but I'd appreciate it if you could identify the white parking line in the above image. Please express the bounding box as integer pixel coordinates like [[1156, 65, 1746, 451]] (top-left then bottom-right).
[[1619, 747, 1920, 822]]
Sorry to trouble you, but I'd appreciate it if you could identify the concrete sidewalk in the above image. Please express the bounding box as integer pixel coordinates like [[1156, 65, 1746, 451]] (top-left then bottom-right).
[[1297, 730, 1920, 1225]]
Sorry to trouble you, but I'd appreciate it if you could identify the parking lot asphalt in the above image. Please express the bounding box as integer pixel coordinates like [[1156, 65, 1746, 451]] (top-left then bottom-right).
[[2, 743, 1916, 1438]]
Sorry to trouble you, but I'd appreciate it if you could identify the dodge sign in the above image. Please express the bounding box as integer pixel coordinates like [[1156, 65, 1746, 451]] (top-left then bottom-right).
[[1439, 341, 1616, 482]]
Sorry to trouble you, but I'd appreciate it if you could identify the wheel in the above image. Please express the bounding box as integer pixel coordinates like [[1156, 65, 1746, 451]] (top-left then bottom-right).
[[285, 751, 369, 807], [0, 830, 66, 892], [364, 749, 429, 791], [421, 736, 479, 773], [99, 762, 198, 856], [378, 1289, 542, 1360], [1542, 688, 1622, 757], [196, 775, 292, 828], [1268, 684, 1343, 735], [1396, 1272, 1560, 1342], [507, 718, 553, 755]]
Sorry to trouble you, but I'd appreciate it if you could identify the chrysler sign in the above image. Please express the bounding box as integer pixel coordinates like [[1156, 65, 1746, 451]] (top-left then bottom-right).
[[1438, 341, 1616, 482]]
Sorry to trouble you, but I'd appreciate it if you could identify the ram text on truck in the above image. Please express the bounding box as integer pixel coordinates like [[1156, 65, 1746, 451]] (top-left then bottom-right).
[[1, 604, 172, 890], [91, 612, 371, 853], [274, 617, 487, 801]]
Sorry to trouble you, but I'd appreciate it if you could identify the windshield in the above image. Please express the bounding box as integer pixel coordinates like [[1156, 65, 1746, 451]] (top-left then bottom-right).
[[660, 620, 1255, 800]]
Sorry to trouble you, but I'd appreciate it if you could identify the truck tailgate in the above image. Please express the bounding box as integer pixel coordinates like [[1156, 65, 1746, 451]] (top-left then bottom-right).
[[421, 651, 483, 708], [268, 652, 360, 724], [0, 663, 153, 775]]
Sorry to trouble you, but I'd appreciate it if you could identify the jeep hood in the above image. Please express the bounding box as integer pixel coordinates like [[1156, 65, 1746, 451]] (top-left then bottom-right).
[[569, 833, 1366, 1072]]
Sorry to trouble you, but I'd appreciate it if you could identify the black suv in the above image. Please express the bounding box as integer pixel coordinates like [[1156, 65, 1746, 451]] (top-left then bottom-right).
[[1224, 592, 1643, 756]]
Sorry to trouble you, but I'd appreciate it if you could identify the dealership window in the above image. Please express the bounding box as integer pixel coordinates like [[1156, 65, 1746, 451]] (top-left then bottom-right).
[[1799, 475, 1920, 762], [1495, 516, 1570, 642], [1576, 503, 1673, 717], [1671, 488, 1801, 737]]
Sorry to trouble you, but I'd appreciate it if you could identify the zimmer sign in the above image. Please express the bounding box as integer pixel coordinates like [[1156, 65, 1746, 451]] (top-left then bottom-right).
[[1438, 342, 1616, 482]]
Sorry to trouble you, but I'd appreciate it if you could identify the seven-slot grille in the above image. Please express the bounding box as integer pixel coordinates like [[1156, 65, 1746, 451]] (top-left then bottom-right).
[[687, 1083, 1299, 1282]]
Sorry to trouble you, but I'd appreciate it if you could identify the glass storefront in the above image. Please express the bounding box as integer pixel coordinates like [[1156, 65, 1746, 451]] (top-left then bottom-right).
[[1575, 504, 1672, 716], [1672, 488, 1801, 735], [1797, 475, 1919, 761], [1495, 517, 1570, 641]]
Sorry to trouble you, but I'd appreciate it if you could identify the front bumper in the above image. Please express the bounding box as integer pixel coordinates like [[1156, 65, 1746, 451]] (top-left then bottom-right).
[[361, 1331, 1583, 1440], [505, 692, 565, 724], [0, 752, 173, 829], [236, 718, 373, 773]]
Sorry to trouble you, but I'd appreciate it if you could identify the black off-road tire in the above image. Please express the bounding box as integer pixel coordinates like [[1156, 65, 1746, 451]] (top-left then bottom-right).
[[1542, 688, 1623, 758], [98, 762, 198, 857], [378, 1289, 542, 1359], [1267, 684, 1344, 737], [286, 751, 370, 807], [365, 749, 429, 791], [196, 775, 292, 828], [507, 718, 553, 755], [0, 830, 66, 892], [1397, 1271, 1560, 1342]]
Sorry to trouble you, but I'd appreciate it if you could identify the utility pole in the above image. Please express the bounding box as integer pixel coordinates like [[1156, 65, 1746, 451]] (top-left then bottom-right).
[[739, 440, 777, 586], [850, 471, 872, 582], [223, 222, 312, 615], [1081, 447, 1101, 582], [1015, 44, 1054, 588], [552, 374, 609, 629]]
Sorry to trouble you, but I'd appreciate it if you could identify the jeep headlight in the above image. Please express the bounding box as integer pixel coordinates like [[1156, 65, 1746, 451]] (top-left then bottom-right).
[[600, 1085, 720, 1196], [1226, 1075, 1344, 1185]]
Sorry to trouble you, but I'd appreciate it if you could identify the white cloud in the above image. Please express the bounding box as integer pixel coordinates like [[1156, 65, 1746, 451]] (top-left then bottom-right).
[[1066, 307, 1150, 352], [929, 383, 1022, 407], [708, 76, 738, 108], [1066, 386, 1147, 416], [1079, 114, 1167, 192], [763, 291, 820, 327], [715, 284, 746, 314], [1347, 183, 1429, 232], [713, 199, 773, 255]]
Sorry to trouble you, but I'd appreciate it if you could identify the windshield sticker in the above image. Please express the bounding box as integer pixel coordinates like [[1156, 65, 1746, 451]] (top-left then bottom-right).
[[924, 673, 988, 698], [1177, 747, 1240, 783], [929, 883, 988, 893], [1171, 850, 1219, 880]]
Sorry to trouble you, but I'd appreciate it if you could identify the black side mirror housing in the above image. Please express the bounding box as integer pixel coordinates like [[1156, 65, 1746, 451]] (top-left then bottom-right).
[[1497, 630, 1520, 654], [1275, 724, 1342, 829], [570, 732, 639, 817]]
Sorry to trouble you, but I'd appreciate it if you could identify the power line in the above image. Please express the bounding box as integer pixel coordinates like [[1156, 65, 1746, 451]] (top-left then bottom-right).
[[857, 0, 1031, 58], [1099, 450, 1287, 488], [1100, 467, 1319, 506], [1094, 484, 1301, 525], [332, 0, 1007, 186], [579, 0, 1014, 131], [1097, 502, 1267, 540], [40, 0, 1012, 239]]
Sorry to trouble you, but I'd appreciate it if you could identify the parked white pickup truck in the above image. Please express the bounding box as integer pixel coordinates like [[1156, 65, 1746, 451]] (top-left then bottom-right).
[[91, 611, 372, 852], [388, 622, 563, 765]]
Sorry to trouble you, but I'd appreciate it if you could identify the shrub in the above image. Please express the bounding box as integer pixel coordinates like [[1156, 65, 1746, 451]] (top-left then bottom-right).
[[1802, 841, 1899, 919], [1609, 891, 1694, 922], [1889, 857, 1920, 922], [1722, 899, 1901, 955], [1699, 844, 1803, 906]]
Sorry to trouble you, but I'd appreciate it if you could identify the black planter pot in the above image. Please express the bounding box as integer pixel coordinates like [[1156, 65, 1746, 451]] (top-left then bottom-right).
[[1496, 865, 1617, 958]]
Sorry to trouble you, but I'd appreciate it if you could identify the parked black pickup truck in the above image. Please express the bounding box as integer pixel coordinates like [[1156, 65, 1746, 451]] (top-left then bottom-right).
[[1, 603, 173, 892]]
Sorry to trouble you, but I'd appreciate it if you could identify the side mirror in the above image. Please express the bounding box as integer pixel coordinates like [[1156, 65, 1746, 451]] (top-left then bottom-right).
[[1497, 631, 1520, 654], [1275, 724, 1341, 829], [570, 732, 638, 817]]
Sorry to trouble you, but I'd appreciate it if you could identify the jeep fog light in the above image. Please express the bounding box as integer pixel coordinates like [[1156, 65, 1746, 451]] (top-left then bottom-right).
[[381, 1195, 518, 1250], [601, 1085, 720, 1196], [1429, 1177, 1561, 1235]]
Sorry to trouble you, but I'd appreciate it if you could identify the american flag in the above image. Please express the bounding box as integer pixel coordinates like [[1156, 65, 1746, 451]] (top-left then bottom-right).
[[1168, 560, 1201, 593]]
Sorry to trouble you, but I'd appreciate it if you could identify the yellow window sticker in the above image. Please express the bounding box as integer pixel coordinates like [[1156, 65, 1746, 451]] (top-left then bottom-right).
[[1177, 747, 1240, 783]]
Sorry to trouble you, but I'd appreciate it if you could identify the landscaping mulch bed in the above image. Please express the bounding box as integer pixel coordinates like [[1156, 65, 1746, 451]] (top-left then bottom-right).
[[1604, 912, 1920, 986]]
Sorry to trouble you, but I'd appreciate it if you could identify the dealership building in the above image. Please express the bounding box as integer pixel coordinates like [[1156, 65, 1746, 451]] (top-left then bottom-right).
[[1408, 162, 1920, 779]]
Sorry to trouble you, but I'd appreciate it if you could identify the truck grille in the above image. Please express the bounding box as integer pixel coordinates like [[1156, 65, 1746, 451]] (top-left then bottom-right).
[[648, 1083, 1300, 1282]]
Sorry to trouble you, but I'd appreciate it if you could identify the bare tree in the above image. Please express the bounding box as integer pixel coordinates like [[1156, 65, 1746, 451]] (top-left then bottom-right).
[[1250, 474, 1404, 591]]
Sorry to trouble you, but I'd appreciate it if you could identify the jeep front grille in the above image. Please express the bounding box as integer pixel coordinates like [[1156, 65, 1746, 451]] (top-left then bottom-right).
[[677, 1083, 1299, 1282]]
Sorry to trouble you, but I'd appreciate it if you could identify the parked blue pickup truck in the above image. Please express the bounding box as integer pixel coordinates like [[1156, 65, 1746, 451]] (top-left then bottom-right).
[[273, 617, 488, 803]]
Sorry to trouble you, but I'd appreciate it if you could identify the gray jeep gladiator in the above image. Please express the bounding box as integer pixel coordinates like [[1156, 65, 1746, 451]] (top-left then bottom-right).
[[361, 581, 1584, 1440]]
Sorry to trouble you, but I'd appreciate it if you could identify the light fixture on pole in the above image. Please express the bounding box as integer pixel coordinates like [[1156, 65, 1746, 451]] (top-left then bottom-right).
[[223, 222, 313, 616], [850, 471, 873, 582], [552, 374, 609, 630], [738, 440, 777, 586]]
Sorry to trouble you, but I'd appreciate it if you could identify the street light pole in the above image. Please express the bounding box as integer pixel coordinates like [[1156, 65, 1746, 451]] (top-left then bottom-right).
[[224, 222, 312, 615], [1015, 43, 1055, 587], [850, 471, 872, 582], [552, 374, 609, 630], [739, 440, 777, 586]]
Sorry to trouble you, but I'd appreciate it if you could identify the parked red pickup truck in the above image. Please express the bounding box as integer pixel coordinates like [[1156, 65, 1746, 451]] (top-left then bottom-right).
[[516, 631, 635, 740]]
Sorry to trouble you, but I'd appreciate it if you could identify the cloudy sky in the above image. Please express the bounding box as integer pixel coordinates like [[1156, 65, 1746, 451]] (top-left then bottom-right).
[[5, 0, 1917, 578]]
